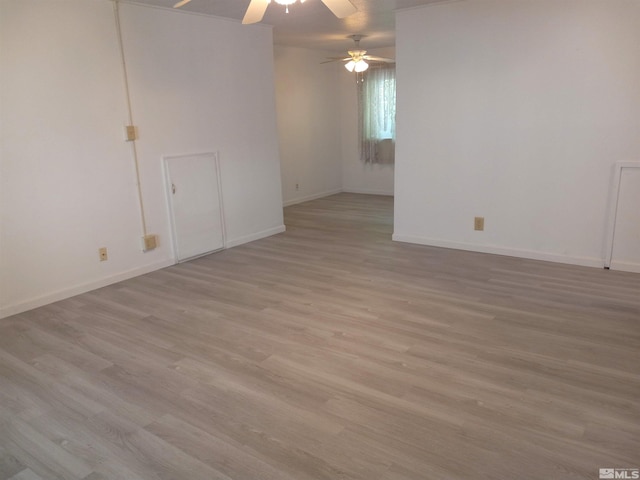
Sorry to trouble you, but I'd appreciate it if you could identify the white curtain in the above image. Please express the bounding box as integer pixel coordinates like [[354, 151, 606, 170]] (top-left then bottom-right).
[[358, 64, 396, 164]]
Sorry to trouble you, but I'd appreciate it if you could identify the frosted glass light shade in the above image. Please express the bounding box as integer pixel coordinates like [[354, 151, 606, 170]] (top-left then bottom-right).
[[345, 59, 368, 73], [354, 60, 369, 72]]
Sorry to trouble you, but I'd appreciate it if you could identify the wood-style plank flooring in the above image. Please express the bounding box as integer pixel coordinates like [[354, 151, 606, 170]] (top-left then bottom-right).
[[1, 193, 639, 480]]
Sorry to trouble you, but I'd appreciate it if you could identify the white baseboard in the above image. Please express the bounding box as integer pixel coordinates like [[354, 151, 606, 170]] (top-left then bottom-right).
[[2, 225, 288, 319], [392, 233, 604, 269], [283, 189, 343, 207], [225, 224, 286, 249], [0, 259, 175, 320], [342, 188, 394, 196], [609, 260, 640, 274]]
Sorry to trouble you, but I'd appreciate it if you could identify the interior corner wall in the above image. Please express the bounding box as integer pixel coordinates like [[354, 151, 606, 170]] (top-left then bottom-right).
[[393, 0, 640, 267], [340, 47, 395, 196], [0, 0, 284, 318], [274, 46, 343, 206], [274, 44, 395, 204]]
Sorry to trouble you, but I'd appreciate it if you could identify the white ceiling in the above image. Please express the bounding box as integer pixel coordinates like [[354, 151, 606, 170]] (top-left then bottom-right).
[[122, 0, 448, 53]]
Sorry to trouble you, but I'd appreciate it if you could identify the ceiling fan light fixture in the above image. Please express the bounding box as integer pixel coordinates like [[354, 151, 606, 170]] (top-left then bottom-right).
[[344, 60, 356, 72], [274, 0, 299, 12], [354, 59, 369, 73], [241, 0, 352, 25]]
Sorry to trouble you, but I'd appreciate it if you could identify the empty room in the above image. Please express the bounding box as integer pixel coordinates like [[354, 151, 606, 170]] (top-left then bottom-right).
[[1, 0, 639, 479]]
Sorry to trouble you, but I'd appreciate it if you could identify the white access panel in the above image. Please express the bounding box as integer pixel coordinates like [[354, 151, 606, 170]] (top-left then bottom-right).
[[165, 153, 225, 262]]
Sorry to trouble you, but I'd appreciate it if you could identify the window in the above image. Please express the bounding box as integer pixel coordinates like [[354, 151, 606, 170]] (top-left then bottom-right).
[[358, 64, 396, 164]]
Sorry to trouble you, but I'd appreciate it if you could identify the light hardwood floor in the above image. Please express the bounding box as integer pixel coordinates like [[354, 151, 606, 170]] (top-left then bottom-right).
[[1, 193, 639, 480]]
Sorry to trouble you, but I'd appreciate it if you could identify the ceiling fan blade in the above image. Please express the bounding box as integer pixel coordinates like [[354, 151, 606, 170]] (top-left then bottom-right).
[[173, 0, 192, 7], [242, 0, 269, 24], [363, 55, 395, 63], [321, 57, 352, 63], [321, 0, 357, 18]]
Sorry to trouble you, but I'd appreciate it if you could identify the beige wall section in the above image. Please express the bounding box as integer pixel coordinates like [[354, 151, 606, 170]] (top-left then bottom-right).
[[274, 45, 395, 205], [394, 0, 640, 267], [0, 1, 284, 317], [274, 46, 343, 206]]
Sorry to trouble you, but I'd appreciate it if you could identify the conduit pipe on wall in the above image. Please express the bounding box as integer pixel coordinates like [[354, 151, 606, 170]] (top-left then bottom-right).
[[113, 0, 149, 239]]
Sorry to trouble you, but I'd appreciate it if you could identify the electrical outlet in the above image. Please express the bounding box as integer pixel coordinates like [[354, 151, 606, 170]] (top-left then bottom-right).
[[474, 217, 485, 231], [295, 183, 299, 191], [99, 247, 108, 261]]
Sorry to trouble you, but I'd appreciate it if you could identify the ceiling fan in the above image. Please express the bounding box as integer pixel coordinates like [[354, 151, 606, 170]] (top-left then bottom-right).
[[173, 0, 357, 25], [323, 35, 395, 73]]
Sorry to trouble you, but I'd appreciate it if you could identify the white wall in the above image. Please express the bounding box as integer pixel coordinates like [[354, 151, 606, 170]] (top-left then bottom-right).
[[274, 46, 342, 206], [118, 4, 284, 248], [274, 45, 395, 205], [0, 0, 284, 318], [340, 47, 395, 196], [394, 0, 640, 267]]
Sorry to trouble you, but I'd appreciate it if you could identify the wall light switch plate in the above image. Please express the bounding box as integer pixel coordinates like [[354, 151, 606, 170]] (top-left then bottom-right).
[[142, 234, 158, 251], [125, 125, 138, 142]]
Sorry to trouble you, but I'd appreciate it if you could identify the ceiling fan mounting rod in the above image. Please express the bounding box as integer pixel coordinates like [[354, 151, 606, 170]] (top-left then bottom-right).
[[349, 34, 364, 47]]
